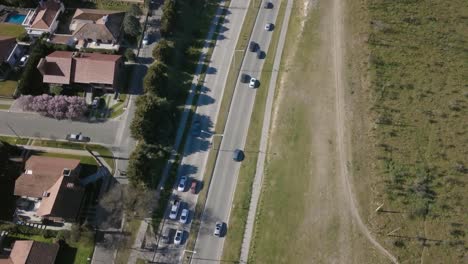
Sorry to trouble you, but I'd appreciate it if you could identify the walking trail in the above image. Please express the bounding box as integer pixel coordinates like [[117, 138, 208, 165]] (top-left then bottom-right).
[[332, 0, 397, 262]]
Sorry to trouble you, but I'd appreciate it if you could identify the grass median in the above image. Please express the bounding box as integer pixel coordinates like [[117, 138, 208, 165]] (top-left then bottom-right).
[[221, 0, 287, 261]]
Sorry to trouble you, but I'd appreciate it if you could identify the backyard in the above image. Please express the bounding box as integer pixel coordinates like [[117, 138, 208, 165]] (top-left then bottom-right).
[[0, 23, 25, 37]]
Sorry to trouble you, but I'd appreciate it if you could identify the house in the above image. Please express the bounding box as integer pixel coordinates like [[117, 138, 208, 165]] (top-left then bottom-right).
[[70, 9, 124, 50], [22, 0, 64, 37], [14, 156, 84, 224], [37, 51, 123, 91], [0, 36, 23, 67], [0, 240, 59, 264]]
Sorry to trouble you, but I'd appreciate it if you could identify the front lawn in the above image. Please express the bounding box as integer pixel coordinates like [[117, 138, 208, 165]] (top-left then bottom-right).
[[0, 23, 25, 37], [0, 80, 18, 97]]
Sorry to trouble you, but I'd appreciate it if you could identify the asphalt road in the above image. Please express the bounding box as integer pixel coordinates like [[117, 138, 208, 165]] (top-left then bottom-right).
[[192, 1, 281, 263], [151, 0, 251, 263]]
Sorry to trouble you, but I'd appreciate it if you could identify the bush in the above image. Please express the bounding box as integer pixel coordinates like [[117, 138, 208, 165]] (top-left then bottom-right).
[[128, 3, 142, 16], [124, 48, 136, 62], [16, 32, 30, 42], [49, 85, 63, 95]]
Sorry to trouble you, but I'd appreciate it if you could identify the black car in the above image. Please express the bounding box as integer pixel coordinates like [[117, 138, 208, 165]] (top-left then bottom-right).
[[264, 1, 273, 9], [232, 149, 245, 162], [241, 73, 250, 83], [249, 41, 258, 52]]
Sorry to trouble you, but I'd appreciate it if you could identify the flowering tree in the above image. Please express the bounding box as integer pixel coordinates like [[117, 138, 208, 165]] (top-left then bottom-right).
[[17, 94, 87, 120]]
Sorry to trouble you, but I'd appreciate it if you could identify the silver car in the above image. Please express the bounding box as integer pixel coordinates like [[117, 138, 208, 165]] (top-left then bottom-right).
[[174, 230, 183, 245], [214, 222, 223, 237]]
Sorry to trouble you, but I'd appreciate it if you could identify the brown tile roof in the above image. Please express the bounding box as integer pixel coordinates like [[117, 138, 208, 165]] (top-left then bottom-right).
[[38, 51, 122, 86], [14, 156, 83, 220], [9, 240, 59, 264], [0, 36, 16, 62], [73, 53, 121, 85], [71, 9, 124, 43], [14, 155, 80, 198], [30, 0, 61, 30], [37, 51, 73, 85]]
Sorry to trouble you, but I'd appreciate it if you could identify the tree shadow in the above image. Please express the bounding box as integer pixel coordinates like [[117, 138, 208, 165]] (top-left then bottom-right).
[[181, 112, 214, 157]]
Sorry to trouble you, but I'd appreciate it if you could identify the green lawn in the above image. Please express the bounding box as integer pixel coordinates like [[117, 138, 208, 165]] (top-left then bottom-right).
[[0, 135, 29, 145], [0, 104, 10, 110], [0, 80, 18, 97], [221, 1, 287, 261], [0, 23, 25, 37]]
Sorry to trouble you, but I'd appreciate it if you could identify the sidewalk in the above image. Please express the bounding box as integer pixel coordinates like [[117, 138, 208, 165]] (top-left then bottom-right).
[[239, 0, 293, 262]]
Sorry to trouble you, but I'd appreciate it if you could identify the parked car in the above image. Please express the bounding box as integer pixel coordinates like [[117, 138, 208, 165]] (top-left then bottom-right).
[[169, 199, 180, 219], [19, 55, 29, 67], [249, 41, 258, 52], [241, 73, 250, 83], [265, 23, 273, 31], [174, 230, 183, 245], [264, 1, 273, 9], [233, 149, 245, 161], [92, 97, 99, 109], [179, 209, 189, 224], [178, 176, 187, 192], [214, 222, 223, 237], [190, 181, 198, 194], [192, 121, 201, 137], [249, 77, 257, 88], [66, 133, 90, 142], [142, 33, 149, 45], [257, 50, 263, 59]]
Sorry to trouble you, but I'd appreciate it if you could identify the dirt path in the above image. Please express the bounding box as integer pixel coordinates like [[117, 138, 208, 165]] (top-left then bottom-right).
[[331, 0, 397, 262]]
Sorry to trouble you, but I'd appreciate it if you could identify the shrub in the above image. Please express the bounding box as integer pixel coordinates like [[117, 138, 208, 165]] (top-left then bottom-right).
[[49, 85, 63, 95], [16, 32, 30, 42], [124, 48, 136, 62]]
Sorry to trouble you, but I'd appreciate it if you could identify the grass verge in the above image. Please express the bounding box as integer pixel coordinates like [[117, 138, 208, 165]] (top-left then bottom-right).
[[0, 80, 17, 97], [115, 219, 141, 264], [0, 104, 10, 110], [221, 1, 287, 261], [0, 135, 29, 145]]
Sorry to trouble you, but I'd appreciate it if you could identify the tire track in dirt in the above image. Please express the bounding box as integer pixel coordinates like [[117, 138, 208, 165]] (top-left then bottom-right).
[[331, 0, 398, 262]]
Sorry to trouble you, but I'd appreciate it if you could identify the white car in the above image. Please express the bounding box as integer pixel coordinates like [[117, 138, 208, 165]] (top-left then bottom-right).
[[249, 77, 257, 88], [174, 230, 183, 245], [142, 34, 149, 45], [177, 176, 187, 192], [179, 209, 189, 224], [265, 23, 273, 31], [168, 199, 180, 219], [19, 55, 29, 67]]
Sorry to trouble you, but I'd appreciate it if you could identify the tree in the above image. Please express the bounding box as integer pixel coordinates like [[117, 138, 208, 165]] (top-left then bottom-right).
[[17, 40, 53, 95], [16, 32, 30, 42], [123, 14, 141, 37], [130, 94, 174, 144], [152, 39, 172, 63], [128, 4, 142, 16], [143, 62, 168, 96], [160, 0, 176, 37], [17, 94, 87, 119], [124, 48, 136, 62], [126, 143, 168, 186]]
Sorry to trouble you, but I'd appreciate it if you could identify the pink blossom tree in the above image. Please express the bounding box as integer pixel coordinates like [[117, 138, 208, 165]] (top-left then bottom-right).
[[17, 94, 88, 120]]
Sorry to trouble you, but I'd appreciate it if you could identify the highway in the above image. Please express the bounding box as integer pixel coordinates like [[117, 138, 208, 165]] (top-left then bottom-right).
[[192, 1, 281, 262], [151, 0, 251, 262]]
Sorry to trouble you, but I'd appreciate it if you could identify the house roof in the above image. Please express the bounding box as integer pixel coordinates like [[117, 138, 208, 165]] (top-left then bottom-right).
[[14, 155, 80, 198], [38, 51, 122, 86], [0, 36, 16, 62], [71, 9, 124, 42], [30, 0, 62, 30], [8, 240, 59, 264], [37, 51, 73, 84], [14, 155, 83, 220]]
